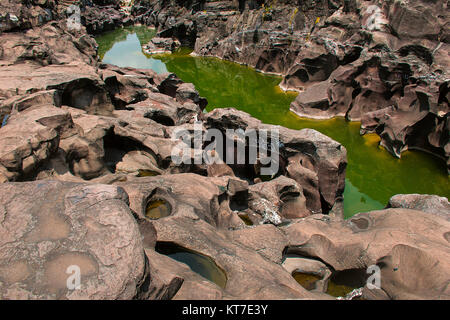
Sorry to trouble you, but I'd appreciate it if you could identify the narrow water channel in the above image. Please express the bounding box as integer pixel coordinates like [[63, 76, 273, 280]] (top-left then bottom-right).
[[96, 26, 449, 218]]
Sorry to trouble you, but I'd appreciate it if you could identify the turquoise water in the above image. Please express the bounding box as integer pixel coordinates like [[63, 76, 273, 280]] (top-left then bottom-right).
[[96, 26, 449, 218]]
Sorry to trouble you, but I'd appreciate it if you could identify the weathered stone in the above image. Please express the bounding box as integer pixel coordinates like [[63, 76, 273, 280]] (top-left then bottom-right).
[[205, 108, 347, 216], [138, 0, 449, 169], [0, 181, 150, 299], [143, 37, 180, 55], [282, 208, 450, 300], [388, 194, 450, 222]]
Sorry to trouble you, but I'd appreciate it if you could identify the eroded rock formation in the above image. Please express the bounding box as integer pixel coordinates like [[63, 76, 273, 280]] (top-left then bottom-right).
[[0, 181, 151, 299], [0, 0, 448, 300], [282, 208, 450, 299], [130, 0, 449, 172]]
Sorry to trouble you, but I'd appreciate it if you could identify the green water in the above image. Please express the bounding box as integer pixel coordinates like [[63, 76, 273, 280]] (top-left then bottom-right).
[[292, 272, 322, 291], [96, 26, 449, 218], [145, 199, 171, 220], [155, 242, 227, 289]]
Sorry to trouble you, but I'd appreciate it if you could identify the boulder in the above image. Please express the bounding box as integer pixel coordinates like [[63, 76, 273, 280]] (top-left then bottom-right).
[[388, 194, 450, 222], [143, 37, 181, 55], [0, 105, 65, 181], [0, 181, 150, 299], [205, 108, 347, 216]]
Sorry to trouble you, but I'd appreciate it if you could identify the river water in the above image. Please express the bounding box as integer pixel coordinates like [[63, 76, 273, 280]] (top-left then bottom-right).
[[96, 26, 449, 218]]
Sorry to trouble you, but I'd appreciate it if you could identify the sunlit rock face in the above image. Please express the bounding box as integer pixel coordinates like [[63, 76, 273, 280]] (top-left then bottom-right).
[[387, 193, 450, 222]]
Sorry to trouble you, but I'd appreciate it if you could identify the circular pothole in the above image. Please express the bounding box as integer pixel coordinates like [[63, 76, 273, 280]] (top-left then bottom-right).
[[292, 271, 322, 291], [155, 242, 227, 289], [350, 217, 370, 230], [145, 198, 171, 220]]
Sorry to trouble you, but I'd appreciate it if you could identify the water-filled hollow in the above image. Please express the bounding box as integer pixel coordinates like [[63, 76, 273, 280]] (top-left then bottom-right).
[[155, 242, 227, 289]]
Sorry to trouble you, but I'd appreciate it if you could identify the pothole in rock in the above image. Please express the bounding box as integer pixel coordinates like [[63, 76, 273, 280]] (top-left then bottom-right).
[[229, 163, 259, 185], [292, 271, 322, 291], [444, 231, 450, 243], [155, 242, 227, 289], [253, 173, 278, 184], [237, 213, 254, 226], [145, 198, 171, 220], [103, 130, 159, 173], [137, 169, 160, 177], [145, 111, 175, 126], [326, 268, 367, 298]]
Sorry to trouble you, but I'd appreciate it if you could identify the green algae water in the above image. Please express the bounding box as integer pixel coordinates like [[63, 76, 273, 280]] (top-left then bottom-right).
[[155, 242, 227, 289], [145, 199, 171, 220], [96, 26, 449, 218]]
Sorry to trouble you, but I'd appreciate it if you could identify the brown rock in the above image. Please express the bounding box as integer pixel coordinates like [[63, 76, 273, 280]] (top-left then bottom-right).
[[388, 194, 450, 222], [205, 108, 347, 216], [282, 208, 450, 299], [0, 181, 150, 299]]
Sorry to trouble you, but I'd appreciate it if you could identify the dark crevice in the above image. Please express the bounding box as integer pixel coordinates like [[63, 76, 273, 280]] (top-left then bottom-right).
[[59, 78, 99, 110], [340, 46, 363, 65], [145, 111, 175, 126], [319, 193, 332, 215], [229, 190, 249, 211], [398, 45, 433, 65], [103, 128, 160, 173], [438, 81, 449, 105]]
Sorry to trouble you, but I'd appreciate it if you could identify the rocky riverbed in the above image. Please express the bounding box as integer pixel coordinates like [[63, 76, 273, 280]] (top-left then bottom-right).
[[0, 0, 449, 300], [132, 0, 450, 173]]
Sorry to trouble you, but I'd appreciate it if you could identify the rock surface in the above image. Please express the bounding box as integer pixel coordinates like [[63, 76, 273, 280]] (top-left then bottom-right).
[[117, 173, 321, 299], [387, 194, 450, 221], [282, 208, 450, 299], [205, 108, 347, 216], [0, 181, 149, 299], [143, 37, 180, 55]]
